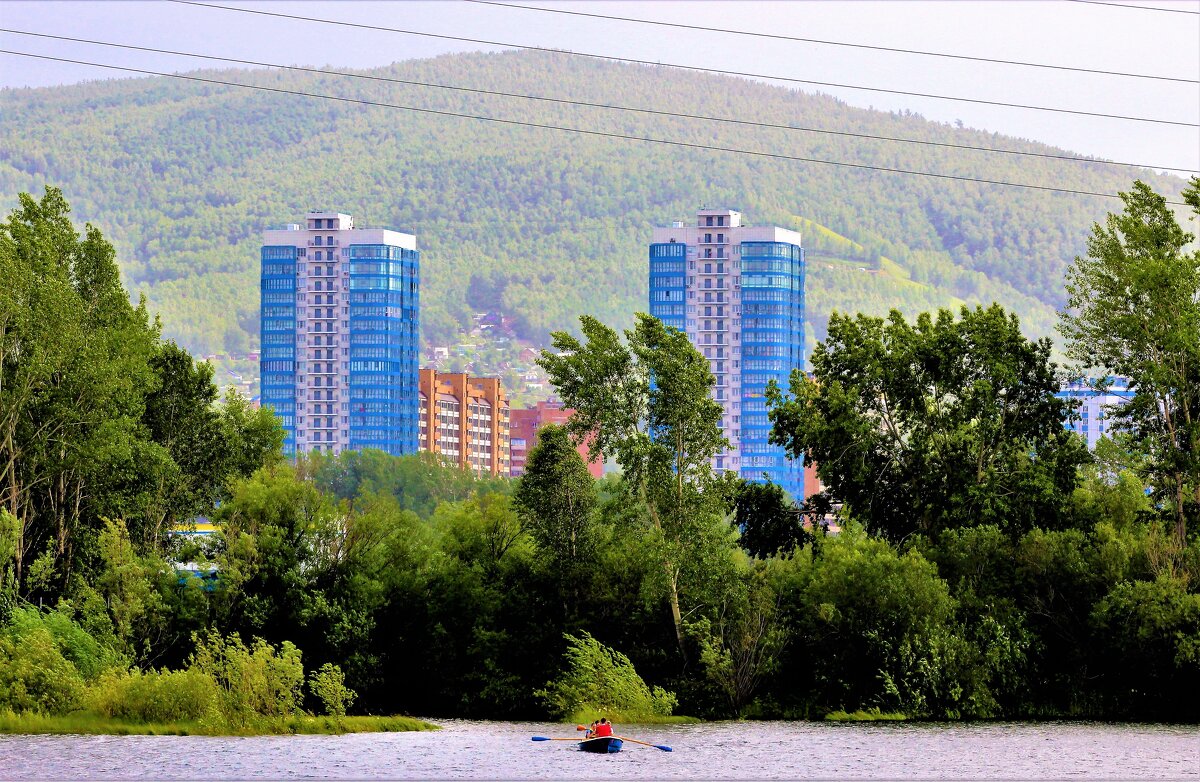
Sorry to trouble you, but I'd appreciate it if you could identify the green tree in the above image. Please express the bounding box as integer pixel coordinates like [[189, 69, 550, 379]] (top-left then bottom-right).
[[1091, 575, 1200, 719], [734, 480, 812, 559], [539, 314, 727, 663], [513, 424, 598, 613], [1058, 178, 1200, 547], [768, 304, 1087, 542], [0, 187, 159, 594]]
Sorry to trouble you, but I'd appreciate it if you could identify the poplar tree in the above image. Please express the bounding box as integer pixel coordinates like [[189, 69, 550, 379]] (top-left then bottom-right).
[[539, 314, 727, 665], [513, 424, 598, 615], [1059, 178, 1200, 547]]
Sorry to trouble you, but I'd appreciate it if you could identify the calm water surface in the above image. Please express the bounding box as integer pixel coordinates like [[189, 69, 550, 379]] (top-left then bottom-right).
[[1, 720, 1196, 779]]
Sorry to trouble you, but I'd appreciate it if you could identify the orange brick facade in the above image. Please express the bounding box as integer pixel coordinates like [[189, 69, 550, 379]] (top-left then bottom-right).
[[418, 369, 510, 477]]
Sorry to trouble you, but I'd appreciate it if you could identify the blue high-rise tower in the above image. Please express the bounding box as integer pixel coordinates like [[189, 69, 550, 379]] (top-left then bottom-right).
[[649, 209, 805, 500], [260, 211, 419, 457]]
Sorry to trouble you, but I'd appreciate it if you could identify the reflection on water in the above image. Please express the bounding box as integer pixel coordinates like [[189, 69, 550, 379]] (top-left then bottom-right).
[[1, 719, 1197, 779]]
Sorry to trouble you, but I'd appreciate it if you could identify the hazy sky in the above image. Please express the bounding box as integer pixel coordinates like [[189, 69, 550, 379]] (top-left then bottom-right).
[[3, 1, 1198, 175]]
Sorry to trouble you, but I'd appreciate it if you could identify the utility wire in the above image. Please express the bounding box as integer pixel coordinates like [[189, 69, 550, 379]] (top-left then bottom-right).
[[467, 0, 1198, 84], [1067, 0, 1200, 14], [168, 0, 1199, 128], [1, 49, 1188, 207], [5, 28, 1193, 173]]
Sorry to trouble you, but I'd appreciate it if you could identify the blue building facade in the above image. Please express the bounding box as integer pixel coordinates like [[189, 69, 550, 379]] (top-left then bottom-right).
[[650, 209, 806, 501], [348, 243, 420, 454], [260, 212, 419, 458], [739, 240, 806, 495], [260, 245, 298, 455], [1056, 377, 1134, 449]]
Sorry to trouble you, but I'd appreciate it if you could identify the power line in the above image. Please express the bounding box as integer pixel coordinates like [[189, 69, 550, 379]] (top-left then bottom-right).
[[2, 49, 1188, 207], [467, 0, 1198, 84], [168, 0, 1199, 128], [1067, 0, 1200, 14], [5, 28, 1193, 173]]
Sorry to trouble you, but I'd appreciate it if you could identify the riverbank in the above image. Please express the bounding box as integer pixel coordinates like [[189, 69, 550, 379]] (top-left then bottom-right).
[[564, 710, 701, 725], [0, 711, 439, 736]]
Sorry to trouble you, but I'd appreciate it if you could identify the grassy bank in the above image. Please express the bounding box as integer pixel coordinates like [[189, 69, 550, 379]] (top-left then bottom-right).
[[0, 710, 439, 736], [824, 709, 908, 722], [564, 710, 701, 726]]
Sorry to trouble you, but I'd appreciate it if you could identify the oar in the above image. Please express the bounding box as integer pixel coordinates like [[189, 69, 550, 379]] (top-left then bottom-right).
[[531, 736, 581, 741], [614, 735, 673, 752]]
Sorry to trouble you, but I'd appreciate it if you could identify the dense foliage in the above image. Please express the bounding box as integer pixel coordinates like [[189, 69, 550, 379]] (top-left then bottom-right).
[[1, 188, 1198, 730], [1060, 180, 1200, 547], [1, 51, 1190, 373]]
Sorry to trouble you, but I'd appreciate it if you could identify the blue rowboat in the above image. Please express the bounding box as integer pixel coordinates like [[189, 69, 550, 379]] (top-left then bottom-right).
[[578, 736, 623, 753]]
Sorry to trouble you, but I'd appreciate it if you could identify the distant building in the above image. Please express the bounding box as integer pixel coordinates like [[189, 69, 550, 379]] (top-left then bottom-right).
[[418, 369, 511, 477], [509, 399, 604, 479], [649, 208, 806, 501], [260, 212, 420, 457], [1057, 377, 1134, 449]]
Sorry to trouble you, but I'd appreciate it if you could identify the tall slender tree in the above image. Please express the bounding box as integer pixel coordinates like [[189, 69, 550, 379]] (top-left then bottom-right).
[[513, 424, 598, 616], [539, 314, 727, 664], [1058, 178, 1200, 547]]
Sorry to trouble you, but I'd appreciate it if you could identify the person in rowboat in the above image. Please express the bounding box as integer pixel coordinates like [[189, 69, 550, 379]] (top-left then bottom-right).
[[594, 718, 614, 737]]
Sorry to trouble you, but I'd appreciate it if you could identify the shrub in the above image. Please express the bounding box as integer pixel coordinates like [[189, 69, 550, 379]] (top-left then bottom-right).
[[539, 633, 676, 721], [0, 627, 86, 714], [5, 605, 124, 681], [190, 632, 304, 722], [89, 668, 220, 723], [308, 663, 356, 717]]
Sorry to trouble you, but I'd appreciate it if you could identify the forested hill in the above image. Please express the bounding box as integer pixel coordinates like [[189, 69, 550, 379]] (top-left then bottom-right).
[[0, 49, 1188, 358]]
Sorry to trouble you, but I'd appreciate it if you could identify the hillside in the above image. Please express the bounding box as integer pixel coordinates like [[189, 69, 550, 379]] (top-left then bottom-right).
[[0, 50, 1189, 377]]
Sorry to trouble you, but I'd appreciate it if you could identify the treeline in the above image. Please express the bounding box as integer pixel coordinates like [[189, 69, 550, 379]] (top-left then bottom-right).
[[2, 50, 1189, 362], [2, 185, 1198, 728]]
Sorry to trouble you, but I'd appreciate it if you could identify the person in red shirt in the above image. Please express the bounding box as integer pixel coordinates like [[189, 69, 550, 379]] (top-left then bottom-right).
[[594, 718, 614, 737]]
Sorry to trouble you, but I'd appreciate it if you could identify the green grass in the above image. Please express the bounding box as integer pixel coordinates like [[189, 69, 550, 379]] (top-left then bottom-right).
[[0, 710, 439, 736], [824, 708, 908, 722]]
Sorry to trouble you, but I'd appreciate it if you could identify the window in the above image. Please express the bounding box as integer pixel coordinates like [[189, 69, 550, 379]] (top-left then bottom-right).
[[706, 216, 714, 226], [717, 233, 724, 243]]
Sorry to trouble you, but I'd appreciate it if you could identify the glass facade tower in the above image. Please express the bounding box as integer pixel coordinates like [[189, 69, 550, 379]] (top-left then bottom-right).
[[260, 212, 419, 457], [649, 209, 805, 500]]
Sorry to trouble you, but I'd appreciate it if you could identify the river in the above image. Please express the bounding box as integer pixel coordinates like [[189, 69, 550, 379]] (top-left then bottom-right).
[[1, 720, 1196, 779]]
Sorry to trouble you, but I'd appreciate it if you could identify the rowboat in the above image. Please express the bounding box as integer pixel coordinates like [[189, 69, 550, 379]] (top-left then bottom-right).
[[578, 736, 623, 753]]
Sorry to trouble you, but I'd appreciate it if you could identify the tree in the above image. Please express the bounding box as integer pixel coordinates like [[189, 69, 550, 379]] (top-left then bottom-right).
[[768, 304, 1087, 542], [539, 314, 728, 664], [513, 424, 598, 613], [1058, 178, 1200, 548], [734, 480, 812, 559], [0, 187, 159, 593]]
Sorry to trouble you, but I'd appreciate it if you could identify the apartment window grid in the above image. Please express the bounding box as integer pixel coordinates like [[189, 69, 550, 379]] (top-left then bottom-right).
[[260, 246, 298, 455], [648, 242, 687, 332], [738, 241, 804, 498], [348, 244, 420, 455]]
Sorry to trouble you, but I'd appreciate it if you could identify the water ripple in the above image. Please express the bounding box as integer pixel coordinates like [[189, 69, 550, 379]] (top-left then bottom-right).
[[0, 720, 1196, 780]]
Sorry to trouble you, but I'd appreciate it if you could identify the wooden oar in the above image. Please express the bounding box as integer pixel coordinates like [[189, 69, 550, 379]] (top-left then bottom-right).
[[531, 736, 581, 741], [614, 735, 673, 752]]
